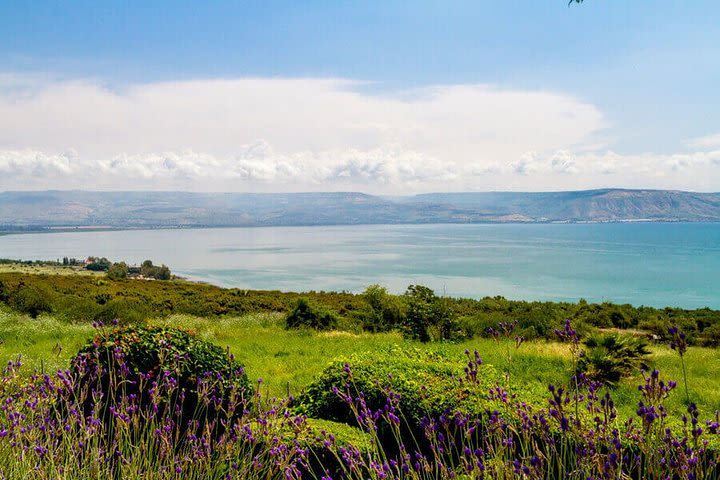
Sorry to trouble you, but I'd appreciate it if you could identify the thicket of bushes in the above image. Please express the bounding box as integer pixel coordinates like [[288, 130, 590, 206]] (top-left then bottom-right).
[[0, 272, 360, 322], [1, 271, 720, 346]]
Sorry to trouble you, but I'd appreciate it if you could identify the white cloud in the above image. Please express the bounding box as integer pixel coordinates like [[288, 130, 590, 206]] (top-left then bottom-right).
[[687, 133, 720, 149], [0, 149, 75, 177], [511, 152, 541, 175], [1, 78, 602, 164], [550, 150, 578, 174], [102, 151, 223, 179], [3, 143, 720, 193], [0, 74, 718, 192]]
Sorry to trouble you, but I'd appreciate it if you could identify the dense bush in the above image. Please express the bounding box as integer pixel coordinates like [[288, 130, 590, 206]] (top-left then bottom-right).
[[93, 298, 149, 323], [0, 272, 363, 321], [140, 259, 172, 280], [285, 298, 338, 330], [3, 283, 53, 318], [71, 325, 252, 437], [639, 315, 699, 345], [105, 261, 128, 280], [85, 256, 111, 271], [297, 418, 373, 478], [293, 347, 498, 447], [699, 323, 720, 347]]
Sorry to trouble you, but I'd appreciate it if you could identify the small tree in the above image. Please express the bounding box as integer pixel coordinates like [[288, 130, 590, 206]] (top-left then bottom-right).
[[85, 257, 111, 271], [402, 285, 460, 342], [140, 259, 172, 280], [403, 285, 436, 342], [140, 259, 155, 277], [155, 264, 171, 280], [106, 262, 129, 280], [358, 284, 405, 332]]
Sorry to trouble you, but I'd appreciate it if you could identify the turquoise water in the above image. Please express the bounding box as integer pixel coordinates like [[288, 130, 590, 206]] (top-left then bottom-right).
[[1, 223, 718, 309]]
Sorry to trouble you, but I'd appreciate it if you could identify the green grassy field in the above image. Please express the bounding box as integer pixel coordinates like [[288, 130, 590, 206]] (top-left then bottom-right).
[[0, 262, 102, 276], [2, 306, 717, 429]]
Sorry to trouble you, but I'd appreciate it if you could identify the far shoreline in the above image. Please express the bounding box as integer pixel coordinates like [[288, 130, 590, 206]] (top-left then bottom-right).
[[0, 217, 713, 238]]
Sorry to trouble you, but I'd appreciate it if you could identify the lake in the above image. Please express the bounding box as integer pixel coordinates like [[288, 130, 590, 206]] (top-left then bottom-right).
[[1, 223, 718, 309]]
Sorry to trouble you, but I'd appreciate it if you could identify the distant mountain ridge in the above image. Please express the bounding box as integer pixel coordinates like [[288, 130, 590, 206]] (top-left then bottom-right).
[[1, 189, 720, 229]]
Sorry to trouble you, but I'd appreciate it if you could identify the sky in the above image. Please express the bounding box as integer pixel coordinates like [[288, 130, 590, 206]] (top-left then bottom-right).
[[0, 1, 719, 194]]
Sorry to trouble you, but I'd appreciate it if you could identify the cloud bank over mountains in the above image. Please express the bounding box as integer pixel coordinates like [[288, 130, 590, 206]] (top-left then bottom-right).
[[1, 75, 719, 193]]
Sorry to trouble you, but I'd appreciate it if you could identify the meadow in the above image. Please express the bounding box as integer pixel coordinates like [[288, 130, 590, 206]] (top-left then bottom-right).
[[1, 307, 719, 423], [1, 270, 720, 478]]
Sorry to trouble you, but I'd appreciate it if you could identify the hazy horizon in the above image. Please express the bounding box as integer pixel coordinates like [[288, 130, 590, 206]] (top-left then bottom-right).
[[2, 187, 720, 195]]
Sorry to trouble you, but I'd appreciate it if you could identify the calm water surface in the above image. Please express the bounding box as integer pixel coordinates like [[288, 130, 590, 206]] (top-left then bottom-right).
[[0, 223, 718, 309]]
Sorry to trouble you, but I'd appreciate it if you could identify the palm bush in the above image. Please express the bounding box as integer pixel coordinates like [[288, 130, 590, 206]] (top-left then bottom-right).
[[578, 332, 650, 386]]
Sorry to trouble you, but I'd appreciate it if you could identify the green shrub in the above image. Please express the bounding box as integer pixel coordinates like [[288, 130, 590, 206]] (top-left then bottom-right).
[[354, 284, 406, 333], [285, 298, 337, 330], [300, 418, 373, 478], [71, 325, 252, 437], [8, 284, 52, 318], [639, 316, 697, 344], [93, 299, 148, 323], [293, 347, 498, 447], [457, 312, 507, 339], [85, 257, 111, 271], [106, 262, 128, 280], [699, 324, 720, 347], [514, 303, 564, 337], [140, 259, 172, 280], [402, 285, 461, 341], [578, 333, 651, 386]]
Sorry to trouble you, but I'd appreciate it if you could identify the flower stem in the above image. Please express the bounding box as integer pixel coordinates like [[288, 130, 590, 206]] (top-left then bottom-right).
[[680, 354, 690, 404]]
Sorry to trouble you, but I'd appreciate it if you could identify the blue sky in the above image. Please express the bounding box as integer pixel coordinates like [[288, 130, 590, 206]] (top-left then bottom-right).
[[1, 1, 719, 193]]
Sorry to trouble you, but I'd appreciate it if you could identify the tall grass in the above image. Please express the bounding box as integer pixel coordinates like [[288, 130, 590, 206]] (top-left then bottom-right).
[[2, 310, 719, 421], [1, 322, 718, 479]]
